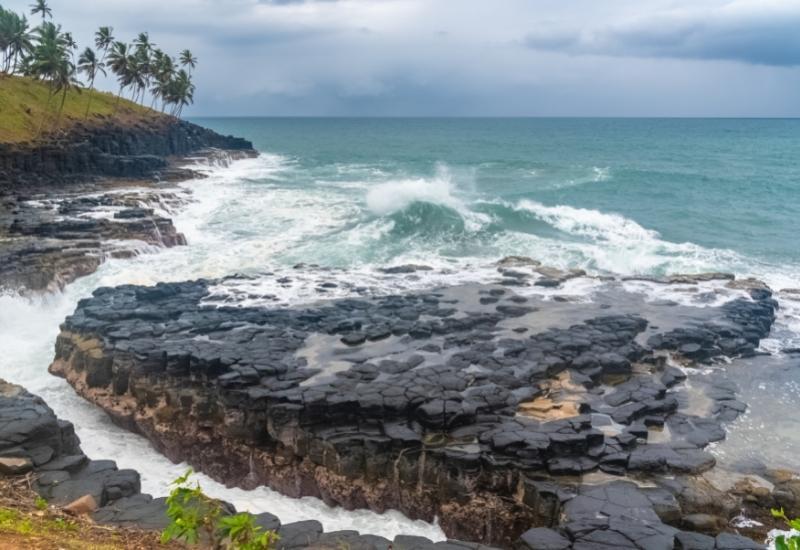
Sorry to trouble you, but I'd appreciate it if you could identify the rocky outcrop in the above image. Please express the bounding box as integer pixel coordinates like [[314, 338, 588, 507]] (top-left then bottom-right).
[[0, 378, 507, 549], [0, 117, 256, 293], [0, 117, 253, 191], [49, 273, 781, 547]]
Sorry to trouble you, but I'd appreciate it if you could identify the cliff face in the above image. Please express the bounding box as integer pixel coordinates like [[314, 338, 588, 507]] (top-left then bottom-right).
[[0, 116, 253, 191]]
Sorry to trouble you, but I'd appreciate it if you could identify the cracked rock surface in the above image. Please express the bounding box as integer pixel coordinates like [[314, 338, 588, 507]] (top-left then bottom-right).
[[46, 273, 782, 547]]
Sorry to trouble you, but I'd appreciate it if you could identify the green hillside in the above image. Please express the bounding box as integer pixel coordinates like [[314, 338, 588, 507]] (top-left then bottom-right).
[[0, 75, 160, 144]]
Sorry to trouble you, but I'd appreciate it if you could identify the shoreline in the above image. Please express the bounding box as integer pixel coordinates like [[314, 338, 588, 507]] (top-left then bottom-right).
[[0, 118, 796, 549], [0, 116, 257, 295]]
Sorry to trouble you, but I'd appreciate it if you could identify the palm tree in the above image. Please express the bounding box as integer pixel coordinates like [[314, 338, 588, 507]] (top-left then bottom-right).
[[6, 14, 34, 74], [29, 21, 68, 81], [77, 47, 105, 117], [132, 32, 155, 104], [126, 50, 148, 103], [106, 40, 131, 107], [62, 30, 77, 63], [94, 26, 113, 62], [52, 56, 81, 128], [29, 0, 51, 23], [28, 21, 71, 135], [0, 8, 34, 75], [149, 48, 172, 108], [178, 49, 196, 71], [165, 68, 194, 117]]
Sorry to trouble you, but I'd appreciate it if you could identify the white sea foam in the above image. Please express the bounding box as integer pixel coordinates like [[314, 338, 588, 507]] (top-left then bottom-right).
[[366, 165, 463, 215]]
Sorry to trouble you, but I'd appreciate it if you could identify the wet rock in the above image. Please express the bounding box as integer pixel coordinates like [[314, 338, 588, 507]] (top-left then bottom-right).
[[715, 533, 765, 549], [277, 520, 324, 548], [675, 531, 716, 549], [380, 265, 434, 274], [515, 527, 570, 550]]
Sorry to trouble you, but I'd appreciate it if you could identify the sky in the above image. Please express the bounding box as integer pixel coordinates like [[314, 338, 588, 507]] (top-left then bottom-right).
[[5, 0, 800, 116]]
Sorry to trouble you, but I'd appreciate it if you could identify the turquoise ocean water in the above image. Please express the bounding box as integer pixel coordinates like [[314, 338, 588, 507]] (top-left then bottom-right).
[[191, 117, 800, 281]]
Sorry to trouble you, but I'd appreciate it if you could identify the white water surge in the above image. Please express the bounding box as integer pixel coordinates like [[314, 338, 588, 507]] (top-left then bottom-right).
[[0, 155, 448, 541]]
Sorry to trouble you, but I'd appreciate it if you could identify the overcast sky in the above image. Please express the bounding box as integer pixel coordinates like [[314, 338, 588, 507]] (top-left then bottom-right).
[[5, 0, 800, 116]]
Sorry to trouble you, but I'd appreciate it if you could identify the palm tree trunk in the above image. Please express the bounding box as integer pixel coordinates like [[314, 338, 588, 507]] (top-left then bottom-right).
[[85, 78, 95, 118], [55, 88, 68, 130], [114, 86, 124, 113], [36, 87, 56, 139]]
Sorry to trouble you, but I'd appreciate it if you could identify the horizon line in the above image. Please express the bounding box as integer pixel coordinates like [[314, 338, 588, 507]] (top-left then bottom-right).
[[186, 115, 800, 120]]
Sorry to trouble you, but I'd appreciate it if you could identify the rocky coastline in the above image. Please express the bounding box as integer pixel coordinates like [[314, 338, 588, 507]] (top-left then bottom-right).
[[45, 264, 794, 549], [1, 378, 466, 550], [0, 118, 256, 293], [0, 117, 252, 191], [1, 117, 795, 549]]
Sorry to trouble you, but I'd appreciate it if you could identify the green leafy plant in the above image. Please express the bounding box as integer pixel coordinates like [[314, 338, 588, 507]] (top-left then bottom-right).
[[772, 508, 800, 550], [161, 469, 279, 550], [34, 496, 48, 511], [218, 513, 280, 550]]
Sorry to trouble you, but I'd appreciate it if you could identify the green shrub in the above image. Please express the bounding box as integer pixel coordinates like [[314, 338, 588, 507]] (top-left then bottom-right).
[[772, 508, 800, 550], [161, 469, 279, 550]]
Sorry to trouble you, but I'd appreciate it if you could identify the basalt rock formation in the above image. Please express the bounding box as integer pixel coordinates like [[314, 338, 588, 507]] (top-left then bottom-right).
[[3, 378, 499, 550], [49, 269, 784, 548], [0, 116, 256, 293], [0, 117, 253, 191]]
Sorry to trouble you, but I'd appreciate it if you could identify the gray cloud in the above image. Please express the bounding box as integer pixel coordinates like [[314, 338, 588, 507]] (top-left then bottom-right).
[[525, 1, 800, 66], [3, 0, 800, 116]]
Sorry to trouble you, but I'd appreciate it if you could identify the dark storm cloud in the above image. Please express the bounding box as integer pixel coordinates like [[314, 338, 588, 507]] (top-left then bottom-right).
[[524, 1, 800, 67]]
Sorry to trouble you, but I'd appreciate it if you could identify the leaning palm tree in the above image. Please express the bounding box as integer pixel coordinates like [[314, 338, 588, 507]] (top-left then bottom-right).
[[29, 21, 68, 81], [52, 56, 81, 128], [28, 21, 70, 135], [6, 13, 34, 74], [178, 49, 196, 71], [148, 48, 171, 108], [166, 68, 194, 117], [62, 30, 77, 62], [77, 47, 105, 117], [0, 8, 34, 75], [29, 0, 51, 23], [94, 26, 114, 62], [127, 51, 148, 103], [106, 40, 131, 107]]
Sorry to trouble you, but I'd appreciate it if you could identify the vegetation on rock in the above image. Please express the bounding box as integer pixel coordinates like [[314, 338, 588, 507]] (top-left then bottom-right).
[[0, 474, 184, 549], [162, 469, 280, 550], [0, 1, 197, 141], [772, 508, 800, 550]]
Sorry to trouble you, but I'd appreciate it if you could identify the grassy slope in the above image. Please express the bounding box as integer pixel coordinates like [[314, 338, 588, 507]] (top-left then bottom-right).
[[0, 75, 161, 144], [0, 476, 184, 550]]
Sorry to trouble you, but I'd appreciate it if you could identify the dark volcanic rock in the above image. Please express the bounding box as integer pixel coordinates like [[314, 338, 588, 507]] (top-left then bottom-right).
[[3, 378, 495, 549], [47, 277, 779, 546], [0, 118, 253, 189]]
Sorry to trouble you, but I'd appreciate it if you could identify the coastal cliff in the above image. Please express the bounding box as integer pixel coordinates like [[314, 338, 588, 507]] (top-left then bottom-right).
[[0, 116, 253, 191], [0, 110, 256, 293]]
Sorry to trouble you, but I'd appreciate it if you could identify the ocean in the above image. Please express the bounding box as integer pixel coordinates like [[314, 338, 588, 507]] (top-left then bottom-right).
[[2, 117, 799, 540]]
